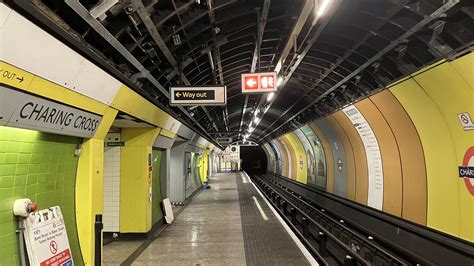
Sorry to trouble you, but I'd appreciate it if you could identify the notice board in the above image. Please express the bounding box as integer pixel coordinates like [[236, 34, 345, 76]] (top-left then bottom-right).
[[24, 206, 74, 266]]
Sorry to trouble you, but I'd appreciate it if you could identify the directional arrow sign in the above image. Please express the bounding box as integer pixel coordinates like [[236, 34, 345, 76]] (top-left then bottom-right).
[[0, 61, 34, 90], [246, 79, 256, 87], [170, 86, 227, 106], [241, 72, 277, 93]]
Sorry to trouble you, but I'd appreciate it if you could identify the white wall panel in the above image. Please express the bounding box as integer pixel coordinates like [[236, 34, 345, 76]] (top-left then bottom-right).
[[0, 4, 11, 29], [103, 133, 121, 232], [0, 5, 121, 105], [343, 105, 383, 210], [164, 116, 181, 133]]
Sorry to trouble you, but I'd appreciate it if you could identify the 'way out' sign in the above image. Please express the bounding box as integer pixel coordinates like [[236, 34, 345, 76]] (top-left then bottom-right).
[[170, 86, 227, 106]]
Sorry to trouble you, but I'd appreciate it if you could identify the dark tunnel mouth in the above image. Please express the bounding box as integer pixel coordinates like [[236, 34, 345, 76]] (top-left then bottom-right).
[[240, 145, 268, 174]]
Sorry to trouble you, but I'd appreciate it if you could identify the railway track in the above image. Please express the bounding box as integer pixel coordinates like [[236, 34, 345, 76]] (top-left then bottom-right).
[[251, 173, 446, 265]]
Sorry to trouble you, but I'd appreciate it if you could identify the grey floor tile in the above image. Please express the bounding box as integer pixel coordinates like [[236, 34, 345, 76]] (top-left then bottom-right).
[[104, 172, 312, 266]]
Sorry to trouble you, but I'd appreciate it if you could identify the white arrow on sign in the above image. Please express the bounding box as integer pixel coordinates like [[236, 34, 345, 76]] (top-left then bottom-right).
[[175, 92, 182, 97], [246, 78, 257, 87]]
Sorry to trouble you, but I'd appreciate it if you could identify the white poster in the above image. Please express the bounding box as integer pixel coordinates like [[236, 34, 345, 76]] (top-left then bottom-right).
[[24, 206, 74, 266], [343, 105, 384, 210]]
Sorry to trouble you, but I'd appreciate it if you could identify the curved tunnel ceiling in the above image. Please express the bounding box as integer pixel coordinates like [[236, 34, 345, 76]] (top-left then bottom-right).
[[26, 0, 473, 143]]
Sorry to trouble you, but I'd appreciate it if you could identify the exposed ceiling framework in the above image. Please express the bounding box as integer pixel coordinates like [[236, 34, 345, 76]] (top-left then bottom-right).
[[17, 0, 474, 143]]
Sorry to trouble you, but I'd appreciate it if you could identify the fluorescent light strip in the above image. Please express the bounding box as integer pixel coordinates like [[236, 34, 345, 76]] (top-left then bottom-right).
[[317, 0, 330, 17]]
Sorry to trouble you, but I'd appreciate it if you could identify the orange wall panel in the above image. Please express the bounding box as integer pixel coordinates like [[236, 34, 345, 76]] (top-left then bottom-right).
[[370, 90, 427, 225], [355, 100, 403, 217]]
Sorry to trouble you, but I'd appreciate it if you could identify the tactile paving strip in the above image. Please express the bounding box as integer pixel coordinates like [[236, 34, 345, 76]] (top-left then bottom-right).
[[236, 173, 310, 266]]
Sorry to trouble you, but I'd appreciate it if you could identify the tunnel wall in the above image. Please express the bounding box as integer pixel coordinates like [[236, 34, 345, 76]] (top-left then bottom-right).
[[263, 52, 473, 242], [0, 3, 222, 264]]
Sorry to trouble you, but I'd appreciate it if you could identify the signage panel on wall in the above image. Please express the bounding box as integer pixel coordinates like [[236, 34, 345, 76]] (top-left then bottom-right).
[[24, 206, 74, 266], [0, 85, 102, 138], [459, 146, 474, 196], [170, 86, 227, 106], [241, 72, 277, 93], [343, 105, 384, 210], [458, 112, 474, 131]]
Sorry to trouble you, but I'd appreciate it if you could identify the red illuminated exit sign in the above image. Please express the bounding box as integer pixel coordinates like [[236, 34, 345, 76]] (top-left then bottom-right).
[[241, 72, 277, 93]]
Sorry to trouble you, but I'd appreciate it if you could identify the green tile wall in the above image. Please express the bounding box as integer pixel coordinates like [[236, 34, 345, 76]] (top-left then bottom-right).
[[0, 126, 83, 265]]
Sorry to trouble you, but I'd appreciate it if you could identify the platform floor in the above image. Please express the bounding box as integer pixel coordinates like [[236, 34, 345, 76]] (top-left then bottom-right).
[[104, 172, 310, 265]]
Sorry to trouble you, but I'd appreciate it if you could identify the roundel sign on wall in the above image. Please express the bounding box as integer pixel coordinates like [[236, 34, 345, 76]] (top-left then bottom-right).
[[337, 158, 343, 172], [459, 146, 474, 196]]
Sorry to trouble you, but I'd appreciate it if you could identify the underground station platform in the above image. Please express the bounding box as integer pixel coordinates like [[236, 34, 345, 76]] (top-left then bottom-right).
[[0, 0, 473, 265]]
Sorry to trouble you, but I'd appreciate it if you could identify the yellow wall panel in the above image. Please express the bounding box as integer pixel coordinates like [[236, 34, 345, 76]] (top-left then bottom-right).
[[390, 78, 460, 238], [0, 61, 35, 90], [160, 128, 176, 139], [0, 61, 109, 116], [200, 150, 209, 183], [286, 132, 308, 184], [449, 53, 473, 89], [28, 77, 109, 115], [412, 58, 474, 241], [75, 139, 104, 265], [112, 85, 169, 128], [75, 107, 116, 265], [120, 128, 161, 233]]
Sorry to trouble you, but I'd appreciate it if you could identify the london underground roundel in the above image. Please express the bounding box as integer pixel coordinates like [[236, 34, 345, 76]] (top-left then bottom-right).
[[459, 146, 474, 196]]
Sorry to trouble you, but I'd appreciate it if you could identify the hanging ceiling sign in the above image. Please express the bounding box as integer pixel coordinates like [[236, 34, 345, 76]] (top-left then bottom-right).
[[170, 86, 227, 106], [0, 85, 102, 138], [216, 137, 232, 145], [241, 72, 277, 93]]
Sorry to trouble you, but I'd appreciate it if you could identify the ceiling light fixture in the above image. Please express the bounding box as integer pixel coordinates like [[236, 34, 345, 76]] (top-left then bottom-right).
[[316, 0, 330, 17], [267, 92, 275, 102], [277, 76, 284, 87]]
